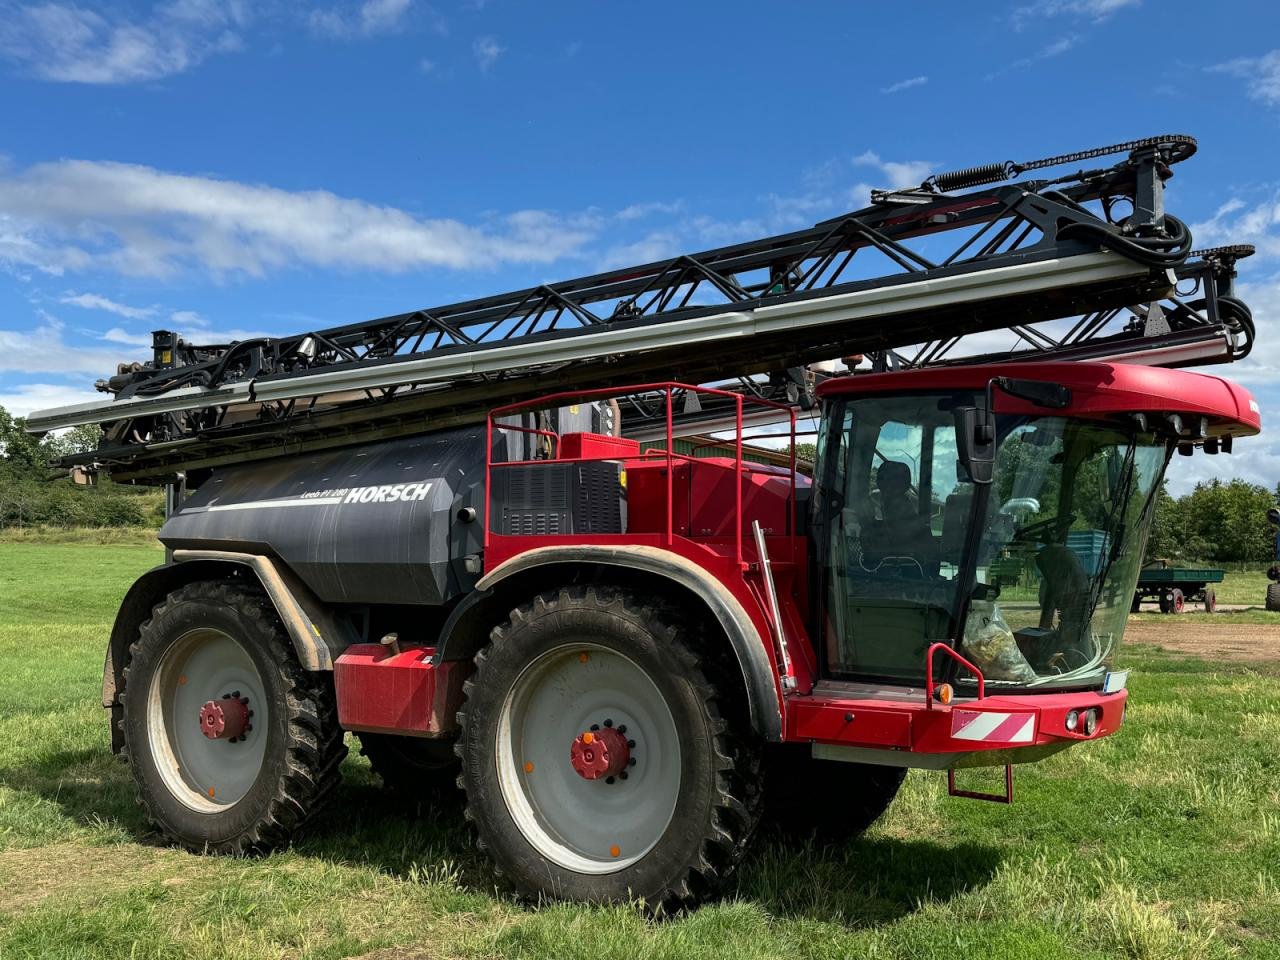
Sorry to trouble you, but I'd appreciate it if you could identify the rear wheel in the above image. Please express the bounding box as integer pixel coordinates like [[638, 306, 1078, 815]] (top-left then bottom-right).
[[1203, 589, 1217, 613], [1171, 588, 1185, 614], [1267, 583, 1280, 612], [457, 586, 761, 909], [763, 745, 905, 839], [119, 580, 346, 854]]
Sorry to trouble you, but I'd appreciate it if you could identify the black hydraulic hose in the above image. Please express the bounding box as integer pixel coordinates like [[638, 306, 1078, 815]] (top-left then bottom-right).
[[131, 368, 212, 396], [1218, 295, 1255, 360], [1056, 213, 1193, 269], [205, 337, 271, 389]]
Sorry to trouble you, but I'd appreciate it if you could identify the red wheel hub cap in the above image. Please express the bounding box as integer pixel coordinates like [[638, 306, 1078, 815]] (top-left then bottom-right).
[[569, 726, 630, 780], [199, 697, 249, 740]]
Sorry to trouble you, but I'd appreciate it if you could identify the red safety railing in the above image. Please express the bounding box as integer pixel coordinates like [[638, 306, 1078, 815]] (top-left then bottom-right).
[[485, 382, 798, 568], [925, 641, 986, 708]]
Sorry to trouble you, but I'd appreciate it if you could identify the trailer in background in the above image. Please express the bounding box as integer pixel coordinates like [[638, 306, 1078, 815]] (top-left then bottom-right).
[[1132, 560, 1225, 613]]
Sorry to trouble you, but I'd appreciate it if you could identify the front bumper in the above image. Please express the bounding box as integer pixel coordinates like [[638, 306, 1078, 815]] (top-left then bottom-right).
[[786, 686, 1127, 769]]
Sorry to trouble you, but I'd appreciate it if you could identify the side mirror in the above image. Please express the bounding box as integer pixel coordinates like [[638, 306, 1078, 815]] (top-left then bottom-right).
[[955, 406, 995, 485]]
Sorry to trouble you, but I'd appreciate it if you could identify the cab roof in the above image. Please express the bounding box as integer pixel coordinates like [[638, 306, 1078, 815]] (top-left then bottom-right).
[[816, 361, 1260, 437]]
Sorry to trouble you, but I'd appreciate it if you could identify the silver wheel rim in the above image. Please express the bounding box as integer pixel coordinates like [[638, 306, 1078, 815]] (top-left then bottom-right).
[[146, 628, 268, 812], [496, 642, 682, 874]]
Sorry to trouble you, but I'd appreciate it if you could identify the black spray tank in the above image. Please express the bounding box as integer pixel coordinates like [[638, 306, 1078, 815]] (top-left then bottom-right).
[[160, 426, 489, 606]]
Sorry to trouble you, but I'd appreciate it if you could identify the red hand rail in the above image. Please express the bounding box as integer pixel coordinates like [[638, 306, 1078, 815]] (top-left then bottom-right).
[[925, 641, 986, 708]]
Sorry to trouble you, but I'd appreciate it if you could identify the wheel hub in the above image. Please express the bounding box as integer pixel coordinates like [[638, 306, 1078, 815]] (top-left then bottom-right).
[[569, 724, 631, 780], [198, 694, 250, 741]]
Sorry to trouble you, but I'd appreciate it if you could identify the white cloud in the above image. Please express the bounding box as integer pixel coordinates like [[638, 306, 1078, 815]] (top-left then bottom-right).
[[0, 381, 105, 419], [59, 292, 156, 320], [0, 159, 601, 279], [0, 1, 247, 84], [1209, 50, 1280, 108], [599, 232, 682, 271], [0, 317, 141, 375], [880, 75, 927, 94], [100, 326, 153, 348], [418, 56, 436, 73], [986, 34, 1081, 79], [472, 34, 503, 71], [616, 201, 684, 222], [1011, 0, 1139, 29], [1191, 194, 1280, 261], [852, 150, 934, 190], [310, 0, 414, 38]]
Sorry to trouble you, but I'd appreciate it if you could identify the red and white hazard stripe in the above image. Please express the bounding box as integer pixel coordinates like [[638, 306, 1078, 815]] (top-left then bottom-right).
[[950, 709, 1036, 744]]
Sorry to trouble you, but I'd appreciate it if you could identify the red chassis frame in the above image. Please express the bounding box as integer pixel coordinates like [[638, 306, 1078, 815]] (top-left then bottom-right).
[[336, 364, 1259, 779]]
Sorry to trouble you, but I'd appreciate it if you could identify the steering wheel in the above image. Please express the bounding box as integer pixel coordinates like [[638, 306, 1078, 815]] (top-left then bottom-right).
[[1015, 512, 1075, 545]]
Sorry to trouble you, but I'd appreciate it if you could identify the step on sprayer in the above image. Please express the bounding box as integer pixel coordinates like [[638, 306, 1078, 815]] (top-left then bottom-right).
[[28, 136, 1263, 910]]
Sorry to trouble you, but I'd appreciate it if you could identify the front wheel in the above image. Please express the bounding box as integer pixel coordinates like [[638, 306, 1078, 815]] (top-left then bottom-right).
[[119, 580, 347, 854], [457, 586, 762, 909]]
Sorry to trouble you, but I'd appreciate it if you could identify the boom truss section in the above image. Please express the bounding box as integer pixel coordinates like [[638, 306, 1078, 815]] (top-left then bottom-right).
[[26, 135, 1252, 482]]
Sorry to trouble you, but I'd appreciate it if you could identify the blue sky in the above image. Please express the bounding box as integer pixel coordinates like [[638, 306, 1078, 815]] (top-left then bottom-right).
[[0, 0, 1278, 494]]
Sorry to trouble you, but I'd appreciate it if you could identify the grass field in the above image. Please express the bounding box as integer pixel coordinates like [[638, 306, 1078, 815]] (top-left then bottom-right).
[[1, 540, 1278, 959]]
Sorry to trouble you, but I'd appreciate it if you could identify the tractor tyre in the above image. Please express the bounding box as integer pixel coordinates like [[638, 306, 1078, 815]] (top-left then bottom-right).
[[1170, 588, 1185, 614], [1203, 589, 1217, 614], [1267, 583, 1280, 612], [1159, 592, 1173, 614], [119, 580, 347, 854], [1130, 594, 1142, 614], [457, 585, 762, 910], [762, 745, 906, 840], [357, 732, 459, 800]]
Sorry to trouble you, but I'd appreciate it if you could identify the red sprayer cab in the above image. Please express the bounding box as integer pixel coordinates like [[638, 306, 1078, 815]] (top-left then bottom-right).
[[481, 362, 1259, 796]]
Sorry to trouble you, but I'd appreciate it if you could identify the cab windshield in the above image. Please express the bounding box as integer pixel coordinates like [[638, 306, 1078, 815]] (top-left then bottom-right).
[[817, 391, 1169, 692]]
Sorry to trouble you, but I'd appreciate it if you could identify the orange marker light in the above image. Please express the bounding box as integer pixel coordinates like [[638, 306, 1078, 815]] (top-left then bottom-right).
[[609, 844, 621, 858], [579, 652, 590, 663], [207, 787, 215, 798], [935, 683, 954, 705], [178, 675, 187, 686], [582, 731, 595, 744], [524, 761, 534, 774]]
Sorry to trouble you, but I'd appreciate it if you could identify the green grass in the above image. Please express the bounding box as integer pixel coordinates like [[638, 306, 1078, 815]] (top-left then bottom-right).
[[1130, 609, 1280, 625], [1, 542, 1279, 959], [0, 525, 162, 546]]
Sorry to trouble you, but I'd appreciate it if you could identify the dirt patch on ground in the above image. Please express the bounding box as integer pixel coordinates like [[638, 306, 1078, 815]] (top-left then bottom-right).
[[1126, 620, 1280, 664], [0, 842, 185, 914]]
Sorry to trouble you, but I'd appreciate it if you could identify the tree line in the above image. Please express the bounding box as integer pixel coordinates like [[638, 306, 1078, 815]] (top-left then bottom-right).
[[1145, 478, 1278, 565], [0, 406, 163, 528]]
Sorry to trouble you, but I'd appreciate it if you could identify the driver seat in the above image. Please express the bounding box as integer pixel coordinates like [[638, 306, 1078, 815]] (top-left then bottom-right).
[[865, 461, 938, 575]]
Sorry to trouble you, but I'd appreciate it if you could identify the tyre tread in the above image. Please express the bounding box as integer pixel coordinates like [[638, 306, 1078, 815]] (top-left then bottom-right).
[[118, 579, 347, 856]]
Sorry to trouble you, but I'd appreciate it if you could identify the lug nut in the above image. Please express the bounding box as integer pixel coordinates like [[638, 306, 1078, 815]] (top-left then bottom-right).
[[617, 724, 627, 734], [232, 691, 241, 699], [604, 719, 613, 727], [590, 724, 600, 732], [628, 757, 636, 767], [605, 776, 615, 785], [627, 739, 636, 748], [619, 771, 628, 780]]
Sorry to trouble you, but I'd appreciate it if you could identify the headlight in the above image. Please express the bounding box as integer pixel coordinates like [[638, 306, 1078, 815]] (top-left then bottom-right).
[[1084, 708, 1100, 736], [1065, 709, 1080, 732]]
